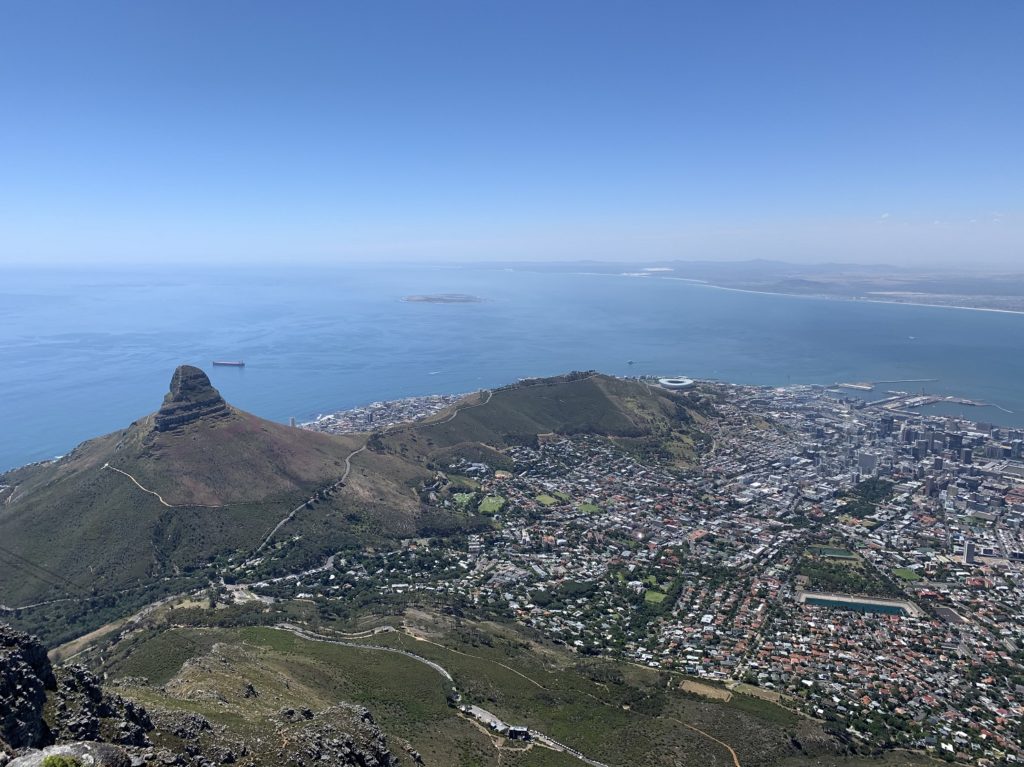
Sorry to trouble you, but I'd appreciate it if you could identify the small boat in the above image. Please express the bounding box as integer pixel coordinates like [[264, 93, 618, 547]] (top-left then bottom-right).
[[212, 360, 245, 367]]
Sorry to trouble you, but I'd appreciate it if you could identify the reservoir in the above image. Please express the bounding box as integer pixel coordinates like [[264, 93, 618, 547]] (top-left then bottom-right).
[[799, 590, 922, 617], [804, 596, 907, 616]]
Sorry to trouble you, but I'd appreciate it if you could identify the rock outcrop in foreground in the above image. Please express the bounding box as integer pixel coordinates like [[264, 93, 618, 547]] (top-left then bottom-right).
[[268, 705, 399, 767], [1, 625, 151, 765], [8, 742, 131, 767], [154, 366, 231, 432], [0, 625, 55, 750], [1, 624, 402, 767]]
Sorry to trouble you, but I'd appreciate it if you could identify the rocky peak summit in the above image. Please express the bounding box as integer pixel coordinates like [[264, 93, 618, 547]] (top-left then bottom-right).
[[153, 365, 230, 432]]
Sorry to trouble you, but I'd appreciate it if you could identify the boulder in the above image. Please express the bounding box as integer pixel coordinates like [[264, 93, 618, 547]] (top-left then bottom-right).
[[8, 742, 131, 767]]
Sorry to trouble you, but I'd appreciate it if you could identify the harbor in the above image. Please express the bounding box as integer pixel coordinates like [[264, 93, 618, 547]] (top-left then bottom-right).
[[826, 378, 1014, 416]]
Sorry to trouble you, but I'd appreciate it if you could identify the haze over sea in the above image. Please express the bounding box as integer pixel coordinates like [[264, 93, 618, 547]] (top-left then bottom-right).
[[4, 264, 1024, 472]]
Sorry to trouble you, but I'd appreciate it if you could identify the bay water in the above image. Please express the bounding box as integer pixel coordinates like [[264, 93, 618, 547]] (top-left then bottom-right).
[[3, 264, 1023, 471]]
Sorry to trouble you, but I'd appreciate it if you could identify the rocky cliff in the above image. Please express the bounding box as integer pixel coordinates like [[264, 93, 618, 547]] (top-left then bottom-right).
[[0, 624, 55, 750], [1, 624, 402, 767], [153, 366, 231, 432], [1, 625, 153, 764]]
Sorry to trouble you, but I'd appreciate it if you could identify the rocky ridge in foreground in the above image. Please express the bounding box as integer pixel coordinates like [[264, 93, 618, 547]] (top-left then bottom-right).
[[0, 624, 400, 767]]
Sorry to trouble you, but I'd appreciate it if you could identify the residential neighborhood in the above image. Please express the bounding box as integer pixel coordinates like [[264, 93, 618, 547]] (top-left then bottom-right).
[[251, 381, 1024, 765]]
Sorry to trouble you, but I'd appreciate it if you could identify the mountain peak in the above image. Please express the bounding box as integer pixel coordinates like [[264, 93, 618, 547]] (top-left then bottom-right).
[[154, 365, 230, 432]]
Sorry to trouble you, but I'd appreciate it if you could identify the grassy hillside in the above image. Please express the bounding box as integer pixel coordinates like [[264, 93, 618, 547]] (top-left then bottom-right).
[[126, 409, 364, 506], [376, 372, 710, 470], [92, 608, 930, 767], [0, 369, 711, 646], [0, 369, 389, 643]]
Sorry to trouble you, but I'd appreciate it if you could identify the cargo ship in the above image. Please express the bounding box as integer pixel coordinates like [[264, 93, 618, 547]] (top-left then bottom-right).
[[212, 360, 245, 367]]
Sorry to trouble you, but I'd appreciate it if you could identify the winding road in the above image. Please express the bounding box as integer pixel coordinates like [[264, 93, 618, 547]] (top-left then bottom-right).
[[273, 623, 612, 767], [253, 449, 362, 554]]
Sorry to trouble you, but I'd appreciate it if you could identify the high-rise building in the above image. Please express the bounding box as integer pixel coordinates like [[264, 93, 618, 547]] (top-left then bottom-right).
[[858, 451, 878, 474], [963, 540, 977, 565]]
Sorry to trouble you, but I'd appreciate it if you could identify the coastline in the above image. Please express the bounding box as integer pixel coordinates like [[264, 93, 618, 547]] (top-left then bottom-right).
[[542, 268, 1024, 317], [7, 265, 1024, 472], [671, 278, 1024, 316]]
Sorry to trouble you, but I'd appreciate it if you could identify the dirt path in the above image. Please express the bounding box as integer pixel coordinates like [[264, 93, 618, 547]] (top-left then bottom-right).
[[276, 623, 611, 767], [403, 631, 547, 690], [665, 715, 742, 767], [103, 463, 176, 507], [103, 463, 225, 509], [49, 591, 185, 662], [253, 446, 364, 554]]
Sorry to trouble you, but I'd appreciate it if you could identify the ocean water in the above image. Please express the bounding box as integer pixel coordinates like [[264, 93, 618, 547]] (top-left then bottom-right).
[[3, 264, 1024, 471]]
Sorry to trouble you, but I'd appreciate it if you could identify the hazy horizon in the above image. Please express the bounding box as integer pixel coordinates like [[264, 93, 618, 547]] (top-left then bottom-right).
[[2, 1, 1021, 268]]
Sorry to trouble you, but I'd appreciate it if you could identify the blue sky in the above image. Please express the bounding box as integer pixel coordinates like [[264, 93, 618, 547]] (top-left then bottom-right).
[[1, 1, 1021, 266]]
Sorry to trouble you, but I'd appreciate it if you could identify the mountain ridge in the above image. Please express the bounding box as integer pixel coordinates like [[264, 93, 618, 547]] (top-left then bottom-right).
[[0, 366, 710, 646]]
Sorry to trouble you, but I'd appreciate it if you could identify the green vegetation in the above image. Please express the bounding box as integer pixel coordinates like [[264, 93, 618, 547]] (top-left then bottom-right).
[[345, 616, 827, 766], [104, 627, 221, 684], [92, 594, 859, 767], [378, 373, 707, 474], [0, 387, 376, 644], [644, 589, 668, 604], [807, 545, 856, 559], [42, 757, 83, 767], [2, 372, 711, 645], [446, 474, 481, 490], [892, 567, 922, 581], [535, 493, 559, 506], [452, 492, 476, 509], [478, 495, 506, 514], [727, 691, 801, 727], [798, 555, 902, 597], [840, 477, 895, 519], [578, 502, 601, 514]]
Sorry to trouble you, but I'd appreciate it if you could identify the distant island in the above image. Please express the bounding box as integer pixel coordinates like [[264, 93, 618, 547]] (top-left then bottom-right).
[[403, 293, 482, 303]]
